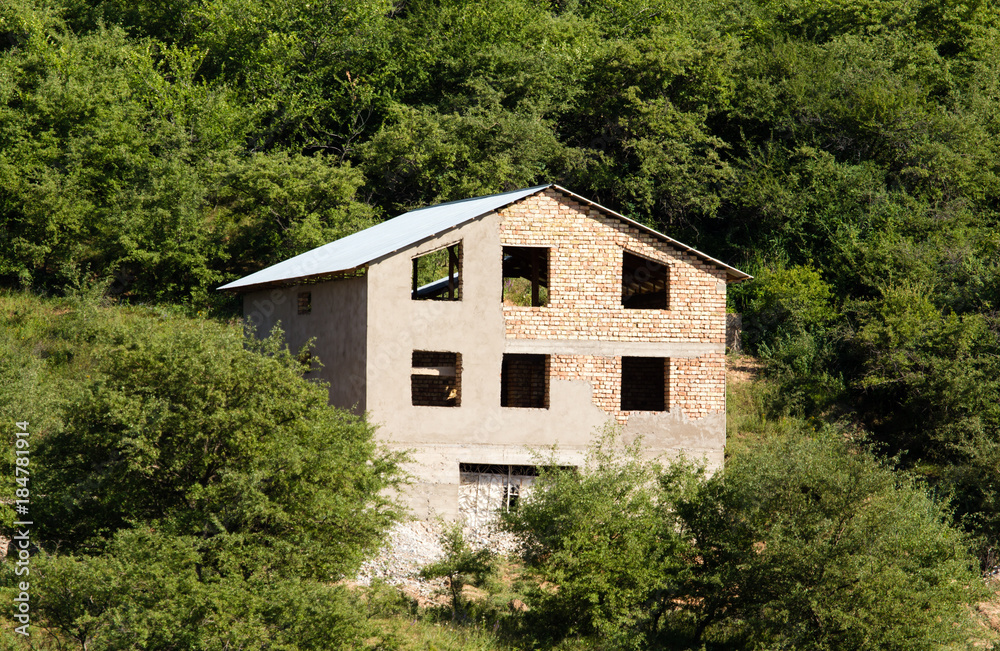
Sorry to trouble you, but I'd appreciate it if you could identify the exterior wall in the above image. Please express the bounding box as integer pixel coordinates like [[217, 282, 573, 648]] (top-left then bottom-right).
[[363, 214, 612, 520], [363, 188, 729, 519], [499, 189, 727, 421], [500, 190, 728, 344], [673, 353, 726, 419], [242, 275, 368, 412]]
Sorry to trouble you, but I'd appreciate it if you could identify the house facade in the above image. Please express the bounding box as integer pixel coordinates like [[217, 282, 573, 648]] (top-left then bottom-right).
[[221, 185, 749, 520]]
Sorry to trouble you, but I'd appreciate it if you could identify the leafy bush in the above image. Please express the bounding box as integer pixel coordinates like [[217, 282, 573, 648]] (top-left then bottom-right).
[[30, 312, 404, 580], [500, 430, 703, 648], [846, 283, 1000, 463], [12, 529, 374, 651], [681, 430, 985, 650], [0, 293, 405, 649], [420, 522, 494, 620], [740, 264, 836, 350], [502, 429, 985, 650]]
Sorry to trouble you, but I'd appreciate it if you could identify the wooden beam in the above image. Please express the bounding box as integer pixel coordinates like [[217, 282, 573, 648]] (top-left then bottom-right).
[[531, 249, 540, 307]]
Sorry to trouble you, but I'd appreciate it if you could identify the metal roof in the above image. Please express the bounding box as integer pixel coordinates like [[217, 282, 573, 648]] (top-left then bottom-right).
[[219, 184, 750, 291], [218, 185, 547, 291]]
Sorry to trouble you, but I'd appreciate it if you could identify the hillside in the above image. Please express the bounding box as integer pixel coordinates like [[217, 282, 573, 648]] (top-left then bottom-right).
[[2, 0, 1000, 647]]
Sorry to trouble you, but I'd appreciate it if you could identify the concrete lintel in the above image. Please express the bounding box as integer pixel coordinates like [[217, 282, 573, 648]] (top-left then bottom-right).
[[410, 366, 458, 376], [503, 339, 723, 358]]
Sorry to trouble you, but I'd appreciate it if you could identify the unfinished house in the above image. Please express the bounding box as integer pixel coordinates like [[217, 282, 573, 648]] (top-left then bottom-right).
[[220, 185, 750, 520]]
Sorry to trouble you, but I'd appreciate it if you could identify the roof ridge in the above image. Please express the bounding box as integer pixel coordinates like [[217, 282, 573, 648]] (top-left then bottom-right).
[[406, 184, 551, 214], [219, 184, 749, 292]]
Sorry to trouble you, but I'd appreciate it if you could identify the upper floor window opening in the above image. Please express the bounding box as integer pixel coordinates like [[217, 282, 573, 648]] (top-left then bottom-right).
[[621, 356, 667, 412], [412, 242, 461, 301], [501, 353, 549, 409], [503, 246, 549, 307], [622, 251, 669, 309]]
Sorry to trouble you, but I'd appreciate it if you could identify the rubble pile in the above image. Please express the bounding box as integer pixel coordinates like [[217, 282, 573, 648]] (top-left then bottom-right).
[[355, 517, 522, 601]]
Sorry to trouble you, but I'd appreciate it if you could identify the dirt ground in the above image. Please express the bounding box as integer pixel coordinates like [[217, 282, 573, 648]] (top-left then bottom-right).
[[726, 354, 761, 384]]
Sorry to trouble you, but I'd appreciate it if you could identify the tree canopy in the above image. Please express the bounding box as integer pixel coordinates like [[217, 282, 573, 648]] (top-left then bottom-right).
[[0, 291, 405, 649], [1, 0, 1000, 644]]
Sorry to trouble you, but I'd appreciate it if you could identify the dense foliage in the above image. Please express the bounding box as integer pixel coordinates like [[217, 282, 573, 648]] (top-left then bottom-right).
[[501, 430, 985, 650], [2, 0, 1000, 646], [0, 291, 405, 648]]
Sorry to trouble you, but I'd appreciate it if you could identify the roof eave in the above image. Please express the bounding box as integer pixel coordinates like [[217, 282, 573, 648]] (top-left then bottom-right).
[[218, 265, 368, 293], [217, 185, 552, 293], [548, 184, 752, 283]]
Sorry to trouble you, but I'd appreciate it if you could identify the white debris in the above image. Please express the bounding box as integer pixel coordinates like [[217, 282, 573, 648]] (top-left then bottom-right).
[[355, 517, 522, 601]]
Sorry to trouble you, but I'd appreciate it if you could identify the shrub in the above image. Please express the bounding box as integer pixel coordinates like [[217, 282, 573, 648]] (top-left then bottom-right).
[[681, 430, 986, 650], [501, 428, 985, 650], [500, 430, 703, 648], [32, 316, 405, 580]]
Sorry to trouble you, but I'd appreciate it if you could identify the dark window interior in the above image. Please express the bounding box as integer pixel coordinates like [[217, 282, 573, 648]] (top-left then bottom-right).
[[412, 350, 461, 407], [501, 353, 549, 408], [621, 356, 667, 411], [622, 251, 668, 309], [297, 292, 312, 314], [503, 246, 549, 307]]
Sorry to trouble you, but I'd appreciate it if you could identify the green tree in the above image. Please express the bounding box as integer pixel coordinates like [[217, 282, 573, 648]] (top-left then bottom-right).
[[0, 17, 245, 301], [679, 431, 985, 650], [212, 150, 377, 278], [846, 283, 1000, 463], [18, 528, 374, 650], [0, 292, 403, 649], [420, 522, 494, 621], [32, 314, 404, 581], [502, 429, 985, 650], [500, 430, 701, 648]]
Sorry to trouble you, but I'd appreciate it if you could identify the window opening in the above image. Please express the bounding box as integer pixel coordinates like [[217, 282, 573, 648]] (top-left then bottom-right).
[[297, 292, 312, 314], [501, 354, 549, 409], [622, 251, 668, 309], [412, 243, 461, 300], [458, 464, 575, 526], [620, 356, 667, 411], [411, 350, 461, 407], [502, 246, 549, 306]]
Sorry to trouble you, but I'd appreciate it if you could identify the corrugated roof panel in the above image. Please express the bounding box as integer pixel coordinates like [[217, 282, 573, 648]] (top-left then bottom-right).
[[218, 185, 549, 291]]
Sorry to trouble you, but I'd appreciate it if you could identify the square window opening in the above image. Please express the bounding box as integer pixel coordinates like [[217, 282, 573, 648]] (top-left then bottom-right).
[[621, 356, 667, 411], [412, 350, 461, 407], [412, 243, 461, 301], [297, 292, 312, 314], [503, 246, 549, 307], [501, 353, 549, 409], [622, 251, 668, 309]]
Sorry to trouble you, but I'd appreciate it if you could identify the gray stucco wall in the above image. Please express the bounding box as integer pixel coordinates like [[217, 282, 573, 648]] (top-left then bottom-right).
[[363, 214, 608, 518], [243, 275, 368, 412]]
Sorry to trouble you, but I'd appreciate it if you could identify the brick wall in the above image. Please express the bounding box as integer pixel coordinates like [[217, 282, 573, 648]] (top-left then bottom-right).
[[500, 189, 727, 421], [671, 353, 726, 419], [549, 354, 724, 421], [499, 189, 727, 344], [550, 355, 620, 416]]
